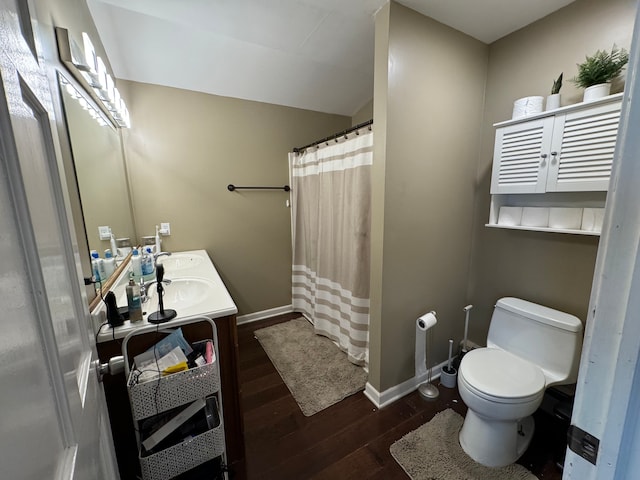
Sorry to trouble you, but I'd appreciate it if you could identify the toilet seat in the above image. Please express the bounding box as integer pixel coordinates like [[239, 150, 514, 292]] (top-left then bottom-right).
[[459, 348, 545, 404]]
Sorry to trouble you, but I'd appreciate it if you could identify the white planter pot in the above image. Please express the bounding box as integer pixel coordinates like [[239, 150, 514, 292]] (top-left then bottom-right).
[[583, 83, 611, 102], [545, 93, 561, 111]]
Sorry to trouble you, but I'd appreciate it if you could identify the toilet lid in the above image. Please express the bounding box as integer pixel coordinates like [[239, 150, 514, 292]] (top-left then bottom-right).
[[459, 348, 545, 401]]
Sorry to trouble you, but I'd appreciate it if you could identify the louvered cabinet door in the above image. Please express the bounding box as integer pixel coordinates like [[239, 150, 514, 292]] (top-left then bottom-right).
[[546, 100, 622, 192], [490, 117, 555, 194]]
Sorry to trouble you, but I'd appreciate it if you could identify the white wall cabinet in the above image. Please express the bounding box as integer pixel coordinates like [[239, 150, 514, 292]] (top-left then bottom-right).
[[491, 94, 622, 194], [488, 93, 623, 235]]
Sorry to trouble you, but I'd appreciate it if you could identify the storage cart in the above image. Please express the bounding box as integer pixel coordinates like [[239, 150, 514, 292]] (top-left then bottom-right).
[[123, 315, 227, 480]]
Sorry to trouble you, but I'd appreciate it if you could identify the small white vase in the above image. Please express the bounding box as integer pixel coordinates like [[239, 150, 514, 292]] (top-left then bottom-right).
[[583, 83, 611, 102], [545, 93, 561, 111]]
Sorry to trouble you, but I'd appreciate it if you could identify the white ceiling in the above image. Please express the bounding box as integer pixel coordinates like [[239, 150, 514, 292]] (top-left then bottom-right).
[[87, 0, 576, 116]]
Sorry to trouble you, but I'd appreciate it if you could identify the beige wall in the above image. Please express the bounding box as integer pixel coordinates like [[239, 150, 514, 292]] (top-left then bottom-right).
[[466, 0, 637, 343], [122, 81, 350, 314], [370, 2, 488, 391], [352, 99, 373, 126]]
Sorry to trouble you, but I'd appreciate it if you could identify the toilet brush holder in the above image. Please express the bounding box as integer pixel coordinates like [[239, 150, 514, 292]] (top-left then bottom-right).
[[440, 366, 457, 388]]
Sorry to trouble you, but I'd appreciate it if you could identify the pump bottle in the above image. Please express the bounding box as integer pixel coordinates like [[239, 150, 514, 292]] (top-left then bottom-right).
[[126, 275, 143, 322]]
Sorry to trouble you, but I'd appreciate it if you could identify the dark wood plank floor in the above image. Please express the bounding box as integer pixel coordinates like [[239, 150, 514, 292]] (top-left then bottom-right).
[[237, 314, 566, 480]]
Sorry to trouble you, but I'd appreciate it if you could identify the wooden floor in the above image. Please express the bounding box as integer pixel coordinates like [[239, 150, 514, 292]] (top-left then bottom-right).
[[237, 314, 566, 480]]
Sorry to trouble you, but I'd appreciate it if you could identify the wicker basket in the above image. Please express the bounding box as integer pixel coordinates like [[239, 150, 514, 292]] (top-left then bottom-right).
[[139, 410, 225, 480], [127, 347, 220, 421]]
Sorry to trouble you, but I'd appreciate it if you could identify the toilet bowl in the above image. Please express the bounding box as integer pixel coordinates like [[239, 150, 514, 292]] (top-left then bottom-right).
[[458, 348, 545, 466], [457, 297, 583, 467]]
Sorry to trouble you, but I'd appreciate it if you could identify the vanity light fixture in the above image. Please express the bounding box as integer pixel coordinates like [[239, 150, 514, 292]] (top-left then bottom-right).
[[60, 75, 109, 127], [55, 27, 130, 128]]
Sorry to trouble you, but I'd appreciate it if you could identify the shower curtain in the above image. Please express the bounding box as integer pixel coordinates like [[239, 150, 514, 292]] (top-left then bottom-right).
[[289, 128, 373, 366]]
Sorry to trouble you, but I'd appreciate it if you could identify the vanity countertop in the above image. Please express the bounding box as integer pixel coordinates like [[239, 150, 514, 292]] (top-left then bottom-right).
[[94, 249, 238, 343]]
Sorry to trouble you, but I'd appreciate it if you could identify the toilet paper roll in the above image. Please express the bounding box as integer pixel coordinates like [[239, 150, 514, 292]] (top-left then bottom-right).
[[582, 208, 605, 232], [512, 96, 544, 119], [415, 311, 437, 379]]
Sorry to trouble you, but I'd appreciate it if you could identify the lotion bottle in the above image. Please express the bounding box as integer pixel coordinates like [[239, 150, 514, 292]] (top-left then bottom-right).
[[102, 249, 116, 278], [131, 248, 142, 278], [91, 250, 105, 282], [126, 275, 143, 322]]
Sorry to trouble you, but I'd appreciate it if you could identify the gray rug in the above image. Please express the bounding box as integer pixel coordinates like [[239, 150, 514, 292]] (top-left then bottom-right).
[[390, 409, 537, 480], [254, 317, 367, 416]]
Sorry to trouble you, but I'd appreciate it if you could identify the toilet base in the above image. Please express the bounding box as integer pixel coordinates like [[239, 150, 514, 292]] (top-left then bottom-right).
[[459, 409, 535, 467]]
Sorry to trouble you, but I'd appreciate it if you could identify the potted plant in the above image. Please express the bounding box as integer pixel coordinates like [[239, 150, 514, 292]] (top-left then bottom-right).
[[546, 72, 563, 111], [572, 46, 629, 102]]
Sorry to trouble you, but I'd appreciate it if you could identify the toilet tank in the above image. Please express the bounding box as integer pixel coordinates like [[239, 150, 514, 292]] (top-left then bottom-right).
[[487, 297, 583, 386]]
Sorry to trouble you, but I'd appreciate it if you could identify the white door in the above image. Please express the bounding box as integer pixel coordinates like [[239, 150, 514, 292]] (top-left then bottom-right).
[[0, 0, 118, 479]]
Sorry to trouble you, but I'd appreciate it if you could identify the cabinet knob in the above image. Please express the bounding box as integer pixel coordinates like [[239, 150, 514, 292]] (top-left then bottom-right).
[[551, 151, 558, 156], [541, 153, 548, 159]]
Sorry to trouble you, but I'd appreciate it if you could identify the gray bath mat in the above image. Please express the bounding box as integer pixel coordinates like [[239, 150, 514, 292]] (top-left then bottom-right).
[[390, 409, 537, 480], [254, 317, 367, 416]]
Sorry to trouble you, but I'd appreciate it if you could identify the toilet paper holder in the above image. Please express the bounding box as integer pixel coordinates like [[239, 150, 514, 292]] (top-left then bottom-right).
[[416, 311, 439, 400]]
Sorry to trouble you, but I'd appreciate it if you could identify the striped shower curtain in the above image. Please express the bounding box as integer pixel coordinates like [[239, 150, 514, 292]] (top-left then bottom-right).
[[289, 128, 373, 366]]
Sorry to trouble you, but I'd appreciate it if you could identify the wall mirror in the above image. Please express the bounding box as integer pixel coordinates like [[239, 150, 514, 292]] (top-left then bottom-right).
[[58, 72, 136, 301]]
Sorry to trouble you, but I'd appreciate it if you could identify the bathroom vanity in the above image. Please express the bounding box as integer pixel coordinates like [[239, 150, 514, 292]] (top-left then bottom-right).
[[94, 250, 244, 479]]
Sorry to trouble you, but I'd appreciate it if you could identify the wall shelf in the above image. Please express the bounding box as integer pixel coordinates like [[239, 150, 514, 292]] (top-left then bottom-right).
[[487, 94, 621, 235], [485, 223, 600, 236]]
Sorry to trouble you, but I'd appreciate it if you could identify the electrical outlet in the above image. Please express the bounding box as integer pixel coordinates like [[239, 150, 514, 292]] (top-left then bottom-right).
[[159, 222, 171, 236], [98, 225, 111, 240]]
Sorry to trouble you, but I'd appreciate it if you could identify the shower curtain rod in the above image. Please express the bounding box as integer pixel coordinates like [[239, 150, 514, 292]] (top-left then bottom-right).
[[293, 119, 373, 153]]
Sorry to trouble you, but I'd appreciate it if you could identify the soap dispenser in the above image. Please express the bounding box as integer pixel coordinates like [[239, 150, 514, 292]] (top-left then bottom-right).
[[141, 246, 154, 276]]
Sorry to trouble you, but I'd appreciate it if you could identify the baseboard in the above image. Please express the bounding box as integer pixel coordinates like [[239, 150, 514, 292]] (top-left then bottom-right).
[[363, 359, 450, 409], [236, 305, 294, 325]]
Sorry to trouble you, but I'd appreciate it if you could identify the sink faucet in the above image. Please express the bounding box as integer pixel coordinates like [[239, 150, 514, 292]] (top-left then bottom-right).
[[154, 251, 172, 267], [138, 252, 172, 303], [139, 275, 172, 304]]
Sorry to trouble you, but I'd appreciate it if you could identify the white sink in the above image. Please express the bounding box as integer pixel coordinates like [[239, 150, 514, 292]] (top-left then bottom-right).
[[146, 277, 215, 309], [156, 253, 205, 272]]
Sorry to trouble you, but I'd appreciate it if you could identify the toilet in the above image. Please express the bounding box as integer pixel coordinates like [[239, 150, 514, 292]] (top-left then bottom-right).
[[457, 297, 583, 467]]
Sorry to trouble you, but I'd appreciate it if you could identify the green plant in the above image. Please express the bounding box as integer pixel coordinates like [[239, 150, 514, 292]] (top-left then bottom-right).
[[572, 46, 629, 88], [551, 72, 563, 94]]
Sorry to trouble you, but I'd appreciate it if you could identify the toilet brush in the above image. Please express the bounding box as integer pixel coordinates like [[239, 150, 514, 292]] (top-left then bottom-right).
[[440, 339, 457, 388], [453, 304, 474, 370], [462, 304, 473, 353]]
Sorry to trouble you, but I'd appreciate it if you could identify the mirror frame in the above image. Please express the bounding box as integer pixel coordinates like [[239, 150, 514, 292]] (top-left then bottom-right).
[[55, 26, 135, 310], [88, 252, 131, 311]]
